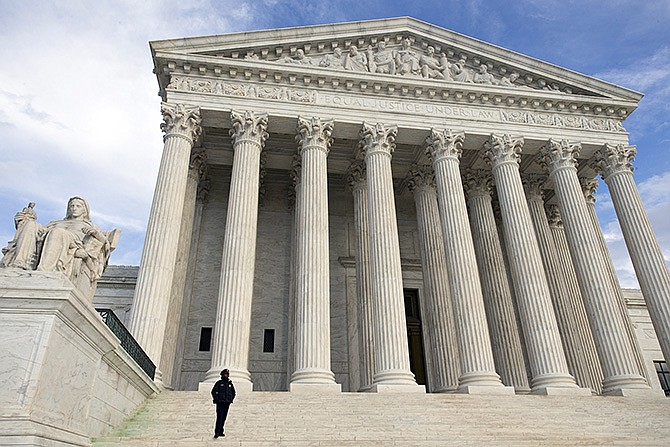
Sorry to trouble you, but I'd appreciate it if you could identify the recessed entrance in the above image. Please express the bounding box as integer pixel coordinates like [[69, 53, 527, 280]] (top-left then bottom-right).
[[404, 289, 427, 387]]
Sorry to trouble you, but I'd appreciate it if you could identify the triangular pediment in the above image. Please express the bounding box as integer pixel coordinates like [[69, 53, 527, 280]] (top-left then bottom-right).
[[151, 17, 642, 109]]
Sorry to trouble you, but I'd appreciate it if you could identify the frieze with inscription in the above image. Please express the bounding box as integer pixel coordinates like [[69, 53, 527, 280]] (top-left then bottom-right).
[[167, 76, 625, 133]]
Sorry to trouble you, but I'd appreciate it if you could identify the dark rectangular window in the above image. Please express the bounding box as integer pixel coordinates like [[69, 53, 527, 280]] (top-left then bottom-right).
[[263, 329, 275, 353], [199, 327, 212, 352], [654, 360, 670, 396]]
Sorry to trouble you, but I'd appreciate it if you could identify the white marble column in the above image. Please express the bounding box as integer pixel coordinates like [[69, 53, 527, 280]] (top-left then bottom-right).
[[161, 149, 208, 390], [523, 174, 598, 393], [129, 102, 202, 386], [463, 169, 530, 392], [286, 153, 301, 385], [579, 177, 650, 385], [539, 139, 649, 395], [484, 134, 580, 394], [346, 160, 376, 391], [406, 164, 460, 393], [203, 111, 268, 391], [360, 122, 422, 392], [592, 143, 670, 365], [425, 129, 509, 394], [545, 204, 603, 393], [290, 117, 340, 392]]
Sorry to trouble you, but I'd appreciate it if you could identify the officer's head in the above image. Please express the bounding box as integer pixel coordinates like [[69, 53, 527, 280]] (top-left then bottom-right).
[[221, 369, 230, 378]]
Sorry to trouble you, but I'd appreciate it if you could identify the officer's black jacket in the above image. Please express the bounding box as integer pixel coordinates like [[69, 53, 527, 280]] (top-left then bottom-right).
[[211, 378, 236, 404]]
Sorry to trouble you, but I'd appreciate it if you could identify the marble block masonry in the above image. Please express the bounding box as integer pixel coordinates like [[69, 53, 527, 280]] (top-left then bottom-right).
[[126, 17, 669, 396]]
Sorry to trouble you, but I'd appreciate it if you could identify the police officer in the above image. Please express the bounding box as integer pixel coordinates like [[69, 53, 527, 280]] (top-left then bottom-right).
[[211, 369, 236, 438]]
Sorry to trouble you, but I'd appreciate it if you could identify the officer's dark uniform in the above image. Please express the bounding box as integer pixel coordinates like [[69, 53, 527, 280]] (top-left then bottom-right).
[[211, 370, 236, 438]]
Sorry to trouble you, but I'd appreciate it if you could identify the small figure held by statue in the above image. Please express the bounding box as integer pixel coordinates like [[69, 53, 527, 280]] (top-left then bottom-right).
[[1, 197, 120, 300]]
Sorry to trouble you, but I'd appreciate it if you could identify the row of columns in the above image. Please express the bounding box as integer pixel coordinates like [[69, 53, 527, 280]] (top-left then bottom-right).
[[129, 102, 670, 396]]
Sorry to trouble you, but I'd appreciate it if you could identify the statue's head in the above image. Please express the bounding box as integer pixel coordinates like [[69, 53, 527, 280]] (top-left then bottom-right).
[[66, 197, 90, 221]]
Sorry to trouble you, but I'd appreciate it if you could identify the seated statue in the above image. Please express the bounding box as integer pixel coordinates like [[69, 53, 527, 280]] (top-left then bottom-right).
[[1, 197, 120, 300]]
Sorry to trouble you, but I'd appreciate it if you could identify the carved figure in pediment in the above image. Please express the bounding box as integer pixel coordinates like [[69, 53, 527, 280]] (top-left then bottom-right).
[[499, 72, 519, 87], [319, 47, 344, 69], [473, 64, 497, 85], [451, 56, 473, 82], [1, 198, 120, 300], [367, 41, 396, 75], [420, 46, 449, 80], [395, 38, 420, 76], [280, 49, 313, 65], [244, 50, 259, 60], [343, 45, 368, 72], [537, 79, 559, 91]]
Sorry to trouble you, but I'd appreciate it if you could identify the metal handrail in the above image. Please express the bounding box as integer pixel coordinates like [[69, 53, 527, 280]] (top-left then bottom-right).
[[97, 308, 156, 380]]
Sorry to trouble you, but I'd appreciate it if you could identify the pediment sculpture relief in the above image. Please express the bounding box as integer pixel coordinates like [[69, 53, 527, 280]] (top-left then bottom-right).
[[1, 197, 120, 300], [235, 37, 577, 94]]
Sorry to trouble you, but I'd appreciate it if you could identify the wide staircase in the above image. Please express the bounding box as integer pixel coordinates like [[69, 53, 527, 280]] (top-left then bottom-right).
[[93, 390, 670, 446]]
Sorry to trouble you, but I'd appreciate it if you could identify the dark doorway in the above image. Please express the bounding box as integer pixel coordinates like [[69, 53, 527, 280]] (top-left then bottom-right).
[[404, 289, 428, 386]]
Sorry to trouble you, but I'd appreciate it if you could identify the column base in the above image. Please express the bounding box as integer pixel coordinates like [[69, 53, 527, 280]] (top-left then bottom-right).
[[532, 386, 592, 396], [370, 383, 426, 393], [457, 385, 515, 395], [431, 385, 459, 393], [289, 382, 342, 393], [602, 374, 650, 396]]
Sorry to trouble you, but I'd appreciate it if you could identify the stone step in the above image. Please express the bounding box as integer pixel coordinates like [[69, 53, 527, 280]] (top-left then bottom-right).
[[92, 390, 670, 446]]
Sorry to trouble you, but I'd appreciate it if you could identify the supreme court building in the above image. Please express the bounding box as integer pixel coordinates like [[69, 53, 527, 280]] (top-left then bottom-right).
[[126, 17, 670, 396]]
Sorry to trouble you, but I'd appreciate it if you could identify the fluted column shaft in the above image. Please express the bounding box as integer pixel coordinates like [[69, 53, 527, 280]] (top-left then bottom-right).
[[287, 154, 301, 383], [407, 165, 460, 392], [161, 151, 207, 389], [484, 134, 577, 392], [540, 139, 649, 394], [580, 178, 649, 384], [593, 144, 670, 365], [360, 123, 418, 388], [129, 102, 201, 385], [425, 129, 504, 392], [464, 170, 529, 392], [524, 176, 598, 392], [347, 162, 375, 391], [291, 117, 338, 387], [205, 111, 268, 388]]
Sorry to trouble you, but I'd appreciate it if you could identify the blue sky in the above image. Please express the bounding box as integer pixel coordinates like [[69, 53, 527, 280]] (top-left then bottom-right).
[[0, 0, 668, 288]]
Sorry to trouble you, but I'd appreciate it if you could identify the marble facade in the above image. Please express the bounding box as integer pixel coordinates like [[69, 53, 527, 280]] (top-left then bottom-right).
[[127, 18, 670, 396]]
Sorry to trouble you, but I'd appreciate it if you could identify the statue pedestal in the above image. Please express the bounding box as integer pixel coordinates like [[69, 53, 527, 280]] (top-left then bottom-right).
[[0, 269, 158, 447]]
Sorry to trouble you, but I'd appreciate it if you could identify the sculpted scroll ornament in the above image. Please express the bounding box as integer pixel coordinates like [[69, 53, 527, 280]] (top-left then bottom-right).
[[345, 160, 367, 191], [160, 102, 202, 143], [461, 169, 493, 199], [359, 122, 398, 157], [405, 164, 436, 193], [425, 128, 465, 162], [483, 134, 524, 168], [580, 177, 599, 204], [545, 204, 563, 228], [538, 139, 582, 173], [230, 110, 269, 146], [521, 173, 548, 200], [1, 198, 120, 300], [590, 143, 636, 180], [296, 117, 334, 153]]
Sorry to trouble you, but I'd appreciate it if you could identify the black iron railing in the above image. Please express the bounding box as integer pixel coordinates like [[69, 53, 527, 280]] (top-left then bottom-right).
[[97, 308, 156, 380]]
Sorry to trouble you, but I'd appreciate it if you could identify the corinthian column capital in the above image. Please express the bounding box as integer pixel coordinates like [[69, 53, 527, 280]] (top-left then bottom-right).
[[359, 122, 398, 157], [522, 173, 548, 201], [579, 177, 599, 205], [345, 160, 367, 192], [160, 102, 202, 143], [425, 128, 465, 162], [405, 164, 436, 193], [296, 117, 334, 153], [591, 143, 636, 180], [230, 110, 269, 146], [189, 148, 208, 180], [461, 168, 493, 200], [545, 204, 562, 229], [484, 133, 524, 168], [539, 139, 581, 173]]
